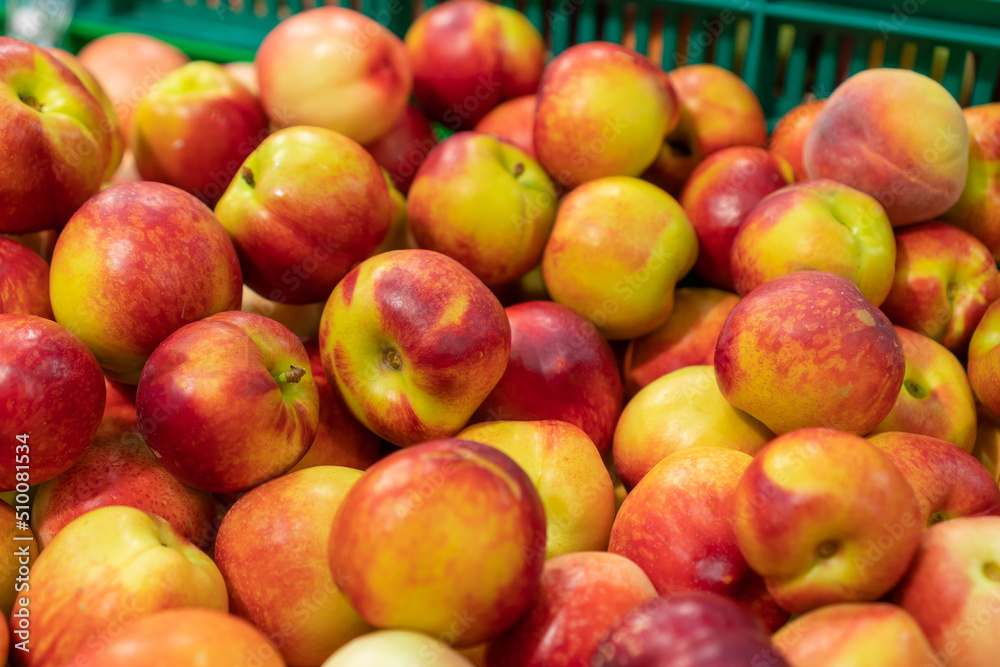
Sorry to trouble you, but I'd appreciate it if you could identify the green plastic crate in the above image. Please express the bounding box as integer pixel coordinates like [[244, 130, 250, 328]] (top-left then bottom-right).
[[4, 0, 999, 124]]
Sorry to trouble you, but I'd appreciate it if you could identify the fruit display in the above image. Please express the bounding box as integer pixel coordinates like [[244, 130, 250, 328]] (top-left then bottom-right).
[[3, 4, 1000, 666]]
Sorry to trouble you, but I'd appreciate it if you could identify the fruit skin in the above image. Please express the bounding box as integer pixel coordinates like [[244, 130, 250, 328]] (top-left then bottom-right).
[[48, 182, 243, 384], [240, 285, 324, 341], [45, 47, 125, 181], [0, 502, 37, 617], [623, 287, 738, 395], [973, 405, 1000, 487], [870, 326, 977, 451], [329, 439, 547, 647], [136, 311, 319, 494], [613, 365, 773, 490], [590, 591, 789, 667], [867, 432, 1000, 527], [457, 420, 616, 558], [10, 506, 228, 667], [364, 104, 438, 195], [644, 64, 768, 195], [131, 61, 268, 206], [965, 297, 1000, 421], [804, 68, 969, 226], [771, 603, 937, 667], [407, 132, 557, 287], [880, 221, 1000, 354], [944, 104, 1000, 259], [715, 271, 905, 435], [484, 552, 657, 667], [475, 95, 537, 158], [472, 301, 622, 457], [0, 37, 115, 233], [290, 341, 380, 473], [609, 447, 788, 632], [215, 125, 392, 305], [0, 314, 105, 490], [730, 179, 897, 307], [534, 42, 677, 188], [680, 146, 794, 291], [65, 608, 285, 667], [31, 429, 217, 551], [256, 6, 412, 144], [542, 176, 698, 340], [733, 428, 922, 615], [215, 466, 370, 666], [768, 99, 825, 182], [322, 630, 473, 667], [319, 249, 511, 447], [0, 237, 53, 318], [405, 0, 544, 129], [894, 516, 1000, 667], [76, 32, 189, 136]]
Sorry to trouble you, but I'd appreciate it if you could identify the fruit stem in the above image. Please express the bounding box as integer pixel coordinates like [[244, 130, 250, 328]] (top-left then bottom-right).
[[19, 94, 42, 111], [242, 166, 255, 188], [273, 365, 306, 384]]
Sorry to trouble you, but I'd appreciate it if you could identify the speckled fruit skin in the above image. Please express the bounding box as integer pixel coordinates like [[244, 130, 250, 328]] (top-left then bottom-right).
[[405, 0, 543, 130], [364, 105, 438, 195], [590, 591, 789, 667], [768, 100, 825, 182], [11, 506, 228, 667], [329, 439, 547, 647], [457, 420, 616, 559], [45, 47, 124, 181], [870, 326, 977, 451], [944, 104, 1000, 259], [131, 61, 268, 207], [0, 37, 115, 234], [0, 237, 53, 318], [534, 43, 677, 188], [542, 176, 698, 340], [215, 466, 370, 666], [472, 301, 621, 457], [319, 249, 511, 448], [644, 64, 768, 196], [804, 68, 969, 226], [65, 608, 285, 667], [289, 341, 380, 473], [715, 271, 905, 435], [215, 126, 392, 305], [608, 447, 789, 633], [623, 287, 739, 396], [48, 182, 243, 384], [613, 366, 773, 490], [894, 516, 1000, 667], [680, 147, 794, 291], [731, 179, 897, 307], [733, 428, 922, 615], [256, 7, 412, 145], [31, 430, 217, 551], [0, 314, 105, 491], [867, 432, 1000, 527], [484, 552, 657, 667], [136, 311, 319, 494], [772, 603, 936, 667], [407, 132, 557, 288], [475, 95, 537, 158], [969, 300, 1000, 420], [880, 221, 1000, 355]]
